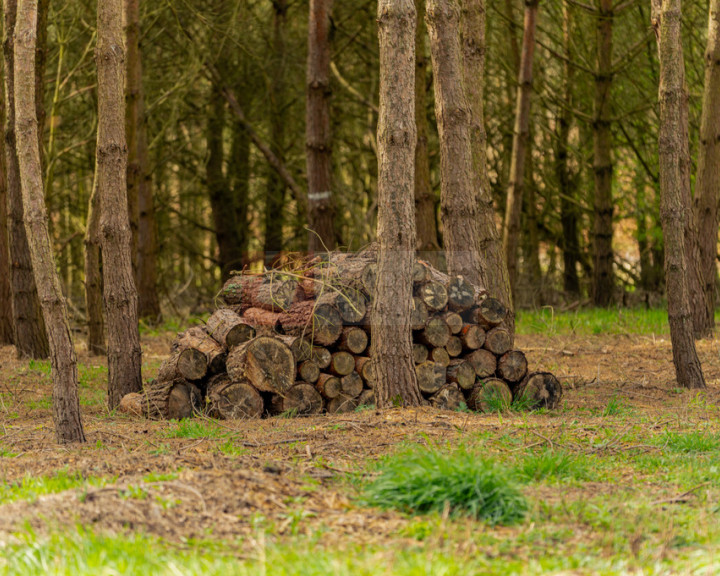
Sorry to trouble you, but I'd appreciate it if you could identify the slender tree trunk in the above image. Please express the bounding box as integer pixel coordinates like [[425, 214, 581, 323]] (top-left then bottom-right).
[[426, 0, 482, 287], [306, 0, 336, 253], [414, 0, 439, 255], [502, 0, 538, 301], [462, 0, 513, 321], [372, 0, 422, 408], [14, 0, 85, 442], [0, 69, 13, 345], [3, 0, 48, 358], [653, 0, 705, 389], [96, 0, 143, 409], [229, 116, 250, 268], [692, 0, 720, 337], [125, 0, 160, 320], [84, 185, 105, 355]]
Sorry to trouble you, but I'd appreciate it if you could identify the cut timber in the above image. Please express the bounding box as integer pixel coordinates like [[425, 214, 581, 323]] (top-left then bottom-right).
[[280, 300, 343, 346], [430, 384, 465, 410], [361, 263, 377, 295], [468, 378, 512, 413], [411, 297, 429, 330], [158, 327, 225, 382], [460, 324, 485, 350], [226, 336, 295, 394], [412, 261, 430, 284], [298, 360, 321, 384], [477, 297, 507, 328], [326, 394, 359, 414], [329, 351, 355, 376], [142, 378, 201, 420], [118, 392, 143, 417], [206, 308, 255, 349], [312, 347, 332, 370], [278, 335, 312, 362], [466, 349, 497, 378], [415, 361, 447, 394], [316, 373, 342, 398], [447, 276, 475, 311], [222, 273, 299, 312], [242, 307, 282, 332], [445, 336, 463, 357], [357, 389, 376, 407], [430, 347, 450, 367], [417, 280, 448, 311], [355, 356, 376, 387], [341, 372, 364, 397], [318, 288, 367, 325], [446, 360, 476, 390], [420, 316, 451, 348], [338, 326, 368, 354], [515, 372, 563, 410], [443, 311, 464, 334], [270, 384, 323, 415], [206, 374, 263, 419], [484, 327, 512, 355], [497, 350, 528, 383], [413, 343, 429, 364]]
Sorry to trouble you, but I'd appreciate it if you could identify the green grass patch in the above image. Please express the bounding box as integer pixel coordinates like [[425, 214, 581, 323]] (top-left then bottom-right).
[[0, 469, 112, 504], [516, 307, 674, 336], [362, 444, 528, 525], [516, 449, 591, 482], [655, 430, 720, 453], [161, 419, 226, 440], [78, 364, 108, 388]]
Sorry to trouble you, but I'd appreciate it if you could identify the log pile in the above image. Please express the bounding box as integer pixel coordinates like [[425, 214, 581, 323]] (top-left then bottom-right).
[[121, 249, 562, 420]]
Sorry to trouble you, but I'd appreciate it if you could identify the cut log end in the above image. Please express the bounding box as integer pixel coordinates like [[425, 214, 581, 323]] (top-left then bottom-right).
[[468, 378, 512, 413], [415, 361, 447, 395], [466, 348, 497, 378], [431, 384, 465, 411], [447, 276, 475, 311], [478, 297, 508, 328], [341, 372, 364, 398], [208, 377, 263, 420], [326, 394, 359, 414], [497, 350, 528, 383], [516, 372, 563, 410], [227, 336, 296, 394], [484, 327, 512, 356], [460, 324, 486, 350], [272, 384, 324, 415], [417, 281, 448, 311], [446, 360, 476, 390], [421, 316, 451, 348], [316, 373, 343, 398]]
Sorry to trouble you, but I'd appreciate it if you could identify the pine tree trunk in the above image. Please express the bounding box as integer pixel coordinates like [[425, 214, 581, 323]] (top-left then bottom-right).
[[426, 0, 482, 287], [414, 0, 439, 255], [502, 0, 538, 301], [84, 186, 105, 355], [96, 0, 143, 409], [692, 0, 720, 337], [0, 79, 13, 345], [306, 0, 336, 253], [3, 0, 49, 359], [372, 0, 422, 408], [125, 0, 160, 320], [14, 0, 85, 442], [653, 0, 706, 389], [461, 0, 513, 321]]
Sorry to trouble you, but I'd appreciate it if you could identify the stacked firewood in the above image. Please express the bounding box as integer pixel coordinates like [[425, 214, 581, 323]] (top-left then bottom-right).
[[119, 249, 562, 420]]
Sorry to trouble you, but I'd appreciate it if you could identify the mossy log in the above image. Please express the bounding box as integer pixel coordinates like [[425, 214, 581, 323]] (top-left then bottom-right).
[[206, 373, 263, 419], [515, 372, 563, 410], [226, 336, 296, 394], [206, 308, 255, 349], [467, 378, 512, 413]]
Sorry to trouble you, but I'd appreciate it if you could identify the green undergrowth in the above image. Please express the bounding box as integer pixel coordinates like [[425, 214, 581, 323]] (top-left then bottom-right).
[[0, 470, 111, 505]]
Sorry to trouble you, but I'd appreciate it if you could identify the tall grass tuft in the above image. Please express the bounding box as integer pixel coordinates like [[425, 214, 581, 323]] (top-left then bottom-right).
[[656, 431, 720, 453], [362, 445, 527, 525], [517, 449, 590, 482]]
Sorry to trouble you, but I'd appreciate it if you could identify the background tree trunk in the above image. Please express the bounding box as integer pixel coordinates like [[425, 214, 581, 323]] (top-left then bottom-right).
[[306, 0, 336, 253], [372, 0, 422, 408], [0, 73, 13, 345], [14, 0, 85, 442], [3, 0, 48, 358], [692, 0, 720, 337], [125, 0, 160, 320], [96, 0, 143, 409], [653, 0, 706, 389], [426, 0, 482, 287], [502, 0, 538, 302], [84, 185, 105, 355]]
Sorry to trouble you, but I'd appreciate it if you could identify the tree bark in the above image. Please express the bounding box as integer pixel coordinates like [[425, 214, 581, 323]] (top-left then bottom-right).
[[502, 0, 538, 301], [653, 0, 706, 389], [14, 0, 85, 442], [84, 184, 105, 355], [96, 0, 143, 409], [426, 0, 482, 287], [372, 0, 422, 408], [692, 0, 720, 337], [414, 0, 439, 255], [0, 67, 13, 345], [125, 0, 160, 320], [3, 0, 49, 358]]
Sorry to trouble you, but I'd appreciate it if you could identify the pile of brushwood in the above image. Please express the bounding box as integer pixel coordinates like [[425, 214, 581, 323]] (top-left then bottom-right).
[[120, 248, 562, 419]]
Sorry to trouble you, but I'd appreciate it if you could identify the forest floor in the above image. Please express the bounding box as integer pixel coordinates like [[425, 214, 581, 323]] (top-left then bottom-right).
[[2, 309, 720, 574]]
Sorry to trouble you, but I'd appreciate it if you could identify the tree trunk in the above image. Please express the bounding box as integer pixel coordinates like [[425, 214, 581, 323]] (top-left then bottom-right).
[[653, 0, 706, 389], [3, 0, 49, 359], [372, 0, 422, 408], [461, 0, 512, 322], [592, 0, 615, 306], [14, 0, 85, 442], [125, 0, 160, 320], [692, 0, 720, 337], [502, 0, 538, 301], [96, 0, 143, 409], [426, 0, 482, 287], [84, 184, 105, 355], [306, 0, 336, 253], [0, 72, 13, 345], [414, 0, 439, 255]]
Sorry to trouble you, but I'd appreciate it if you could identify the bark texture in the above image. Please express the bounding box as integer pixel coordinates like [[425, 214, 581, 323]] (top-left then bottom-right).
[[502, 0, 538, 300], [96, 0, 143, 408], [14, 0, 85, 442], [653, 0, 706, 388], [426, 0, 481, 287], [84, 185, 105, 355], [372, 0, 422, 407], [0, 72, 13, 344], [306, 0, 336, 253]]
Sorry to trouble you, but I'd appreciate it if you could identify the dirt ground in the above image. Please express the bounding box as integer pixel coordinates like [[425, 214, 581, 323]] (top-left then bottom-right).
[[1, 332, 720, 550]]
